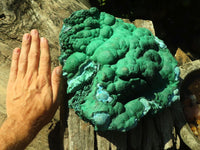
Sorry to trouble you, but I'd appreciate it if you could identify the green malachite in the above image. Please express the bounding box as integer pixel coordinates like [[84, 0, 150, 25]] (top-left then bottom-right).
[[59, 7, 180, 131]]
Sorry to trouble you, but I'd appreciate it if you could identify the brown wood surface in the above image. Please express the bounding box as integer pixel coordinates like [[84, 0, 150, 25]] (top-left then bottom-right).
[[0, 0, 198, 149]]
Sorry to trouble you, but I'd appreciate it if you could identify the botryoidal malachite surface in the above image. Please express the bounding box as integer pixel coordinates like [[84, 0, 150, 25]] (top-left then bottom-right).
[[59, 7, 180, 131]]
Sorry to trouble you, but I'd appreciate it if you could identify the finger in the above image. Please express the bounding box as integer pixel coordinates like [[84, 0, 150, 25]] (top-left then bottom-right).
[[9, 48, 21, 83], [18, 33, 31, 78], [51, 66, 62, 103], [27, 29, 40, 74], [39, 37, 51, 77]]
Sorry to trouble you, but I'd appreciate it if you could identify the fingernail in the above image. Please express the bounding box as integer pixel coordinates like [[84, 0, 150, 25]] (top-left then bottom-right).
[[31, 29, 38, 35], [14, 48, 20, 54], [23, 33, 30, 40], [56, 67, 62, 75], [41, 37, 46, 42]]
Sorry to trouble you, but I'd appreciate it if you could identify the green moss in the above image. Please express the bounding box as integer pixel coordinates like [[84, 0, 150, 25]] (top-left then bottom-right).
[[59, 7, 180, 131]]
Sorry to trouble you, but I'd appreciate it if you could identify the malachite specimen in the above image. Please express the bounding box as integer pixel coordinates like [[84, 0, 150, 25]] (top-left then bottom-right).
[[59, 7, 180, 131]]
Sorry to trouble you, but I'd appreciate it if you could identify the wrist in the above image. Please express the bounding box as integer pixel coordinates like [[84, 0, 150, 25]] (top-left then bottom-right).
[[0, 117, 39, 150]]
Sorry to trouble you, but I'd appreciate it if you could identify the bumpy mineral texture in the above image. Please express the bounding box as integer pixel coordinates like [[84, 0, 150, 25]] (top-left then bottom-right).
[[59, 7, 180, 131]]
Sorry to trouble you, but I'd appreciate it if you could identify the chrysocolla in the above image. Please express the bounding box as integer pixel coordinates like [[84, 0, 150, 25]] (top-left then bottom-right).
[[59, 7, 180, 131]]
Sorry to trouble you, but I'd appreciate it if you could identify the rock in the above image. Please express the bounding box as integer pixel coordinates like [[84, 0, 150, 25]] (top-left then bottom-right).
[[59, 8, 180, 131]]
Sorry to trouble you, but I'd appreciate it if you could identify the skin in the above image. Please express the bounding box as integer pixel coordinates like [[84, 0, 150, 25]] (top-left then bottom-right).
[[0, 29, 62, 150]]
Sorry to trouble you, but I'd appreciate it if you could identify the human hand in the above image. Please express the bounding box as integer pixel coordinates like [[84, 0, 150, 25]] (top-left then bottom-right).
[[6, 29, 62, 132]]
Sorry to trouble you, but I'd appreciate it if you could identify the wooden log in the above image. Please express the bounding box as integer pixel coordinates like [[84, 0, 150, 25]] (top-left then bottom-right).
[[96, 131, 127, 150], [68, 109, 95, 150], [178, 60, 200, 150]]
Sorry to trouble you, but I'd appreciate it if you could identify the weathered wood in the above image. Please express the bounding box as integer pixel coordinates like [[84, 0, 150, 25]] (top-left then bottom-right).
[[1, 0, 199, 149], [133, 19, 156, 36], [128, 121, 143, 149], [175, 48, 192, 66], [155, 108, 174, 148], [68, 109, 95, 150], [96, 133, 110, 150], [128, 103, 185, 150], [0, 0, 89, 149], [178, 61, 200, 150], [96, 131, 127, 150]]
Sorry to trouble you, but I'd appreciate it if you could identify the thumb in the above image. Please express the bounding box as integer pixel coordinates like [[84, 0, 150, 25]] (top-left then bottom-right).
[[51, 66, 62, 103]]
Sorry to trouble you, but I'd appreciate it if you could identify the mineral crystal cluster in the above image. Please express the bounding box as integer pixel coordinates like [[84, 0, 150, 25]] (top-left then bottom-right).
[[59, 7, 180, 131]]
